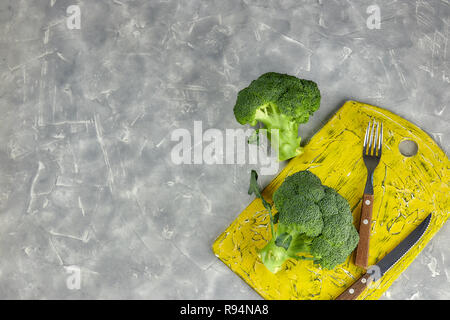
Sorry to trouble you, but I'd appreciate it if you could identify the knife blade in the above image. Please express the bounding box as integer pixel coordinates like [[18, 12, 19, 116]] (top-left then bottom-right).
[[336, 213, 432, 300]]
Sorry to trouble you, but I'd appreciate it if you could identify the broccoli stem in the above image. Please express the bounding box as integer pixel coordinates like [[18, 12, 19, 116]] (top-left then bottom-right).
[[259, 227, 315, 273], [253, 103, 303, 161], [258, 237, 287, 273]]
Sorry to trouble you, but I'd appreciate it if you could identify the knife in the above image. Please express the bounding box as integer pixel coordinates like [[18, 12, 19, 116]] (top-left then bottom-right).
[[336, 213, 432, 300]]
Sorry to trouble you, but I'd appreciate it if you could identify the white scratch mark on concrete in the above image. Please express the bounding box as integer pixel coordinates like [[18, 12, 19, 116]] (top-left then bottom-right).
[[8, 51, 54, 72], [56, 52, 69, 62], [78, 196, 85, 216], [43, 28, 49, 44], [434, 105, 446, 116], [156, 138, 165, 148], [389, 49, 408, 90], [49, 230, 90, 243], [94, 114, 115, 193], [49, 236, 64, 266], [26, 161, 45, 214]]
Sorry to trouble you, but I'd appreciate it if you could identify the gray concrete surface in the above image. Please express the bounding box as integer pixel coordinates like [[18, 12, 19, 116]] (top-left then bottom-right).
[[0, 0, 448, 299]]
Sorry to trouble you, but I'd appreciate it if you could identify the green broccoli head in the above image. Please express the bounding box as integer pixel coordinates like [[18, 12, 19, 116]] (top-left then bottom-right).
[[310, 227, 360, 270], [233, 72, 321, 161], [279, 196, 324, 238], [258, 171, 359, 273]]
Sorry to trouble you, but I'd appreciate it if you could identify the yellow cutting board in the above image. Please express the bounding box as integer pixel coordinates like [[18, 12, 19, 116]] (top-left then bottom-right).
[[212, 100, 449, 300]]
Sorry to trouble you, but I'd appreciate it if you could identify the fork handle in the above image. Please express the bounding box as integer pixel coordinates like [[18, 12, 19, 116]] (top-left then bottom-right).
[[355, 194, 374, 268]]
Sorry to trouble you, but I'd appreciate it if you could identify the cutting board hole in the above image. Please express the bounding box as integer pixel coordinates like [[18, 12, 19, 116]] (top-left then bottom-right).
[[399, 140, 418, 157]]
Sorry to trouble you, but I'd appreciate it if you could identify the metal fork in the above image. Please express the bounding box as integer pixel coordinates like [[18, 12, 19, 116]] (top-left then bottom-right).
[[355, 120, 383, 269]]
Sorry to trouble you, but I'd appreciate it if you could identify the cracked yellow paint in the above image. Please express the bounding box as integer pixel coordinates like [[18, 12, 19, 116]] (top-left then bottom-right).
[[212, 101, 449, 300]]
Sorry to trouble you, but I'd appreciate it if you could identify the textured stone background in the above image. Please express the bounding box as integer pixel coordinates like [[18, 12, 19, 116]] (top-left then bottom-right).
[[0, 0, 448, 299]]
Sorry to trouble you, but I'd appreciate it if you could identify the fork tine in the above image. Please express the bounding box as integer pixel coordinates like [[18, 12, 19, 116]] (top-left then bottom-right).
[[363, 121, 371, 154], [369, 120, 376, 155], [377, 122, 383, 156], [372, 122, 380, 156]]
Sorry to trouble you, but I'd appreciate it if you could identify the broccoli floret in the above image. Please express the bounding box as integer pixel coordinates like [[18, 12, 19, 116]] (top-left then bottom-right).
[[280, 196, 324, 237], [311, 227, 360, 270], [255, 170, 359, 273], [234, 72, 321, 161]]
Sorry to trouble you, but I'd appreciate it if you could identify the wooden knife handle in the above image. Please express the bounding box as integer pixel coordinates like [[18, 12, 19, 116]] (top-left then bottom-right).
[[336, 273, 373, 300], [355, 194, 374, 268]]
